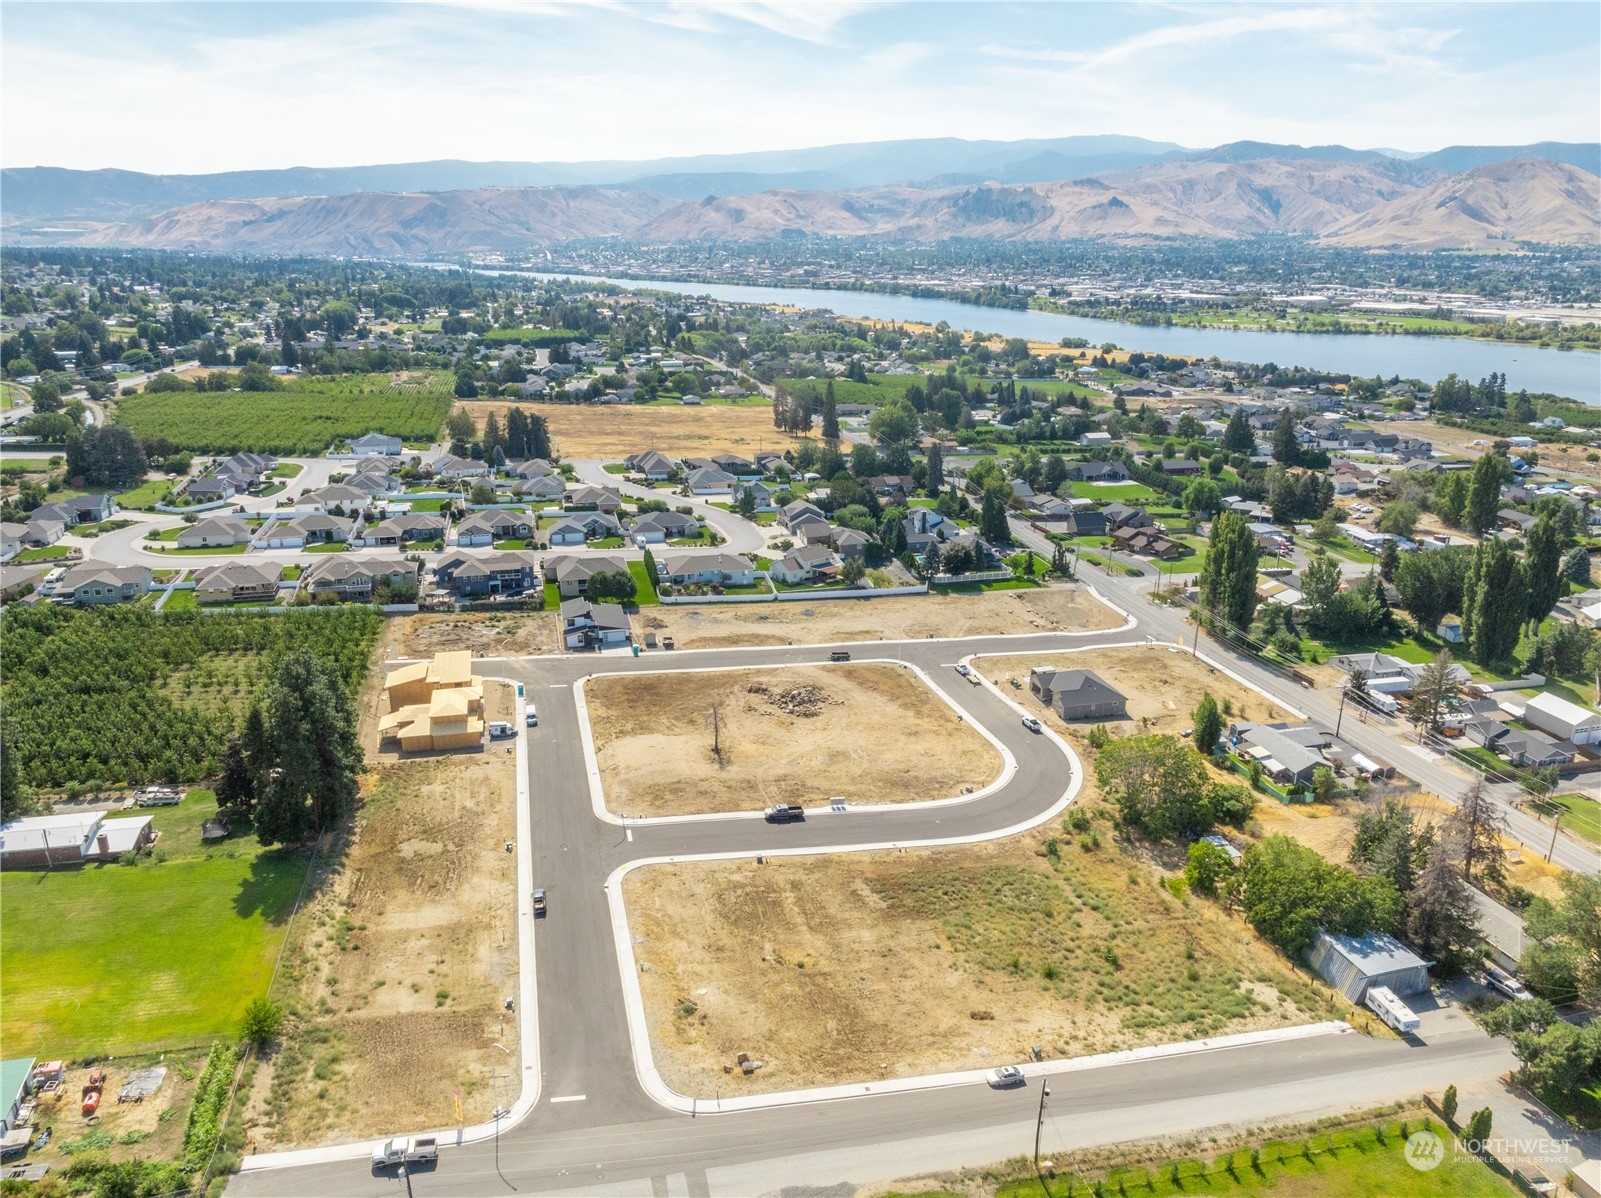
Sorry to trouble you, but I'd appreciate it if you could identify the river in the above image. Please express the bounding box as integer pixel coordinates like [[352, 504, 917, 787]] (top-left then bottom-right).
[[493, 270, 1599, 405]]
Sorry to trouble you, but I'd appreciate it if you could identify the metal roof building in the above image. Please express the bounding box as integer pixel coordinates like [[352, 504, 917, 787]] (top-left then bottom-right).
[[1305, 930, 1431, 1002]]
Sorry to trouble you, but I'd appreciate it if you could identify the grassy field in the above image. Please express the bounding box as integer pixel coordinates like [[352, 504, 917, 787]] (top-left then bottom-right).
[[114, 373, 453, 454], [0, 793, 308, 1056], [1067, 480, 1162, 502], [458, 399, 798, 458], [115, 476, 178, 510], [14, 544, 73, 562], [993, 1118, 1513, 1198], [628, 558, 659, 603], [1534, 793, 1601, 845]]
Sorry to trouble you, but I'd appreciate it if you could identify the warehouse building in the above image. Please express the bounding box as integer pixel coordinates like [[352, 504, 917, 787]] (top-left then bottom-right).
[[1306, 930, 1430, 1002]]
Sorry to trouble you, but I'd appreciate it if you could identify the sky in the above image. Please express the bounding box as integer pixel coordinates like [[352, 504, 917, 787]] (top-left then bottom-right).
[[3, 1, 1598, 174]]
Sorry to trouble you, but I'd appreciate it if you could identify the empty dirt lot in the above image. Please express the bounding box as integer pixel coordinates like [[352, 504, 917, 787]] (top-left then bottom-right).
[[239, 674, 521, 1149], [974, 645, 1286, 742], [623, 819, 1333, 1096], [586, 663, 1001, 816], [458, 400, 799, 459], [386, 610, 559, 657], [634, 585, 1125, 650]]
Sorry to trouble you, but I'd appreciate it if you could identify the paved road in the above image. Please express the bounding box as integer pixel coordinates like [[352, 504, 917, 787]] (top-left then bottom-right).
[[229, 606, 1578, 1197]]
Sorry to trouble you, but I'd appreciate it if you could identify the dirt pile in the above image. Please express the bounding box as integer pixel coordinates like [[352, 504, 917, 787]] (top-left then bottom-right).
[[746, 681, 833, 717]]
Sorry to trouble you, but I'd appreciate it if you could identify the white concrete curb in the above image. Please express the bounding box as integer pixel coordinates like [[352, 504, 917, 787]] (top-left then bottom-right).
[[572, 657, 1017, 826], [604, 705, 1086, 1115], [237, 677, 542, 1174]]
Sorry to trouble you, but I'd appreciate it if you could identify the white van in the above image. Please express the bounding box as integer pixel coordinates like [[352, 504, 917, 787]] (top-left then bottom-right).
[[488, 722, 516, 740], [525, 703, 538, 727]]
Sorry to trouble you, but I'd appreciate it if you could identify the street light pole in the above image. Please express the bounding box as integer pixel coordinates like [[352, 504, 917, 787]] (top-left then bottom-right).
[[1546, 809, 1564, 863], [1033, 1081, 1052, 1194], [1334, 682, 1350, 740]]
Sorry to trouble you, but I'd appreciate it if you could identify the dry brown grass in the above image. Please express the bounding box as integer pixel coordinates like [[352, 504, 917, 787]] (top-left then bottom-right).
[[238, 627, 521, 1150], [635, 585, 1124, 650], [586, 663, 999, 816], [385, 610, 559, 658], [624, 810, 1335, 1096], [456, 400, 799, 459]]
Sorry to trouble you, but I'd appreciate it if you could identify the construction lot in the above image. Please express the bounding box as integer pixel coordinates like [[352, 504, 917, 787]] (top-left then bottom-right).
[[459, 400, 798, 459], [973, 645, 1282, 743], [385, 610, 559, 658], [237, 644, 521, 1150], [622, 815, 1333, 1096], [586, 663, 1000, 816], [634, 586, 1125, 651]]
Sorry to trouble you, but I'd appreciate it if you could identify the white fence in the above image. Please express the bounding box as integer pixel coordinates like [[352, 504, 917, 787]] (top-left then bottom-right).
[[930, 569, 1012, 585]]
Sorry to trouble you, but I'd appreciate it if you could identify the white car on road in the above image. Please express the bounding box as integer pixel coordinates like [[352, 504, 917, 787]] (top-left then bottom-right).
[[1021, 717, 1043, 733], [987, 1066, 1025, 1087]]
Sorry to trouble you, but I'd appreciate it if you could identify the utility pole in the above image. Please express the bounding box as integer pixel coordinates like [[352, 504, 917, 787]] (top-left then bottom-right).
[[1334, 682, 1350, 740], [398, 1165, 414, 1198], [1546, 809, 1564, 863], [711, 701, 721, 761], [1033, 1081, 1052, 1194]]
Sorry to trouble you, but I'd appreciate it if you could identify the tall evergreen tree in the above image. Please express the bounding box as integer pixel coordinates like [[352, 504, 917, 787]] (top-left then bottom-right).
[[1221, 407, 1255, 454], [1379, 537, 1400, 582], [1271, 409, 1301, 466], [1524, 514, 1564, 629], [527, 412, 551, 461], [1466, 538, 1526, 664], [504, 407, 529, 458], [1407, 835, 1481, 964], [252, 652, 364, 847], [925, 442, 944, 497], [821, 379, 840, 442], [979, 489, 1010, 542], [1465, 452, 1510, 535], [1198, 510, 1259, 632]]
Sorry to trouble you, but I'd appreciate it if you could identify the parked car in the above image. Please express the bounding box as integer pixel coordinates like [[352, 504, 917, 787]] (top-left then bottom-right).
[[987, 1066, 1025, 1087], [488, 722, 517, 739], [371, 1136, 439, 1169], [764, 804, 805, 823], [1484, 965, 1534, 1001], [531, 888, 546, 917], [954, 663, 971, 677], [1021, 717, 1043, 733], [525, 703, 538, 727]]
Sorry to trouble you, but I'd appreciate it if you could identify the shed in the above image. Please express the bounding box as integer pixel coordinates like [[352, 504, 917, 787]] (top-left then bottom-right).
[[1305, 930, 1430, 1002], [0, 1059, 33, 1133]]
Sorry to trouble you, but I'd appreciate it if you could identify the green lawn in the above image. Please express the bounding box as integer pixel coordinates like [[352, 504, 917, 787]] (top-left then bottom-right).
[[146, 544, 243, 555], [543, 581, 562, 609], [934, 578, 1041, 593], [494, 538, 534, 550], [302, 541, 349, 553], [115, 477, 177, 510], [1067, 480, 1161, 502], [590, 536, 626, 549], [161, 589, 197, 611], [1534, 793, 1601, 845], [628, 559, 659, 604], [998, 1118, 1511, 1198], [270, 463, 304, 478], [0, 794, 308, 1056], [1316, 534, 1380, 565], [404, 498, 449, 512], [14, 545, 73, 563]]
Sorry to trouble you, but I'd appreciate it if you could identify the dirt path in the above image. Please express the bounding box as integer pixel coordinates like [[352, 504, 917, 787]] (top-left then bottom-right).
[[635, 586, 1124, 650], [587, 663, 999, 815]]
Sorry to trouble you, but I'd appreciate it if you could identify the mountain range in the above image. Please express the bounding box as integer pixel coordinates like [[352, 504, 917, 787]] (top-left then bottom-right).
[[5, 136, 1598, 252]]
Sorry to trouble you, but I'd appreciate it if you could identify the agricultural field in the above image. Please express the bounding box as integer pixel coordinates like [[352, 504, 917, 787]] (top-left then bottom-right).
[[112, 373, 453, 455], [585, 663, 999, 816], [784, 373, 925, 407], [0, 791, 308, 1056], [623, 814, 1333, 1096], [458, 399, 798, 458], [0, 605, 382, 790]]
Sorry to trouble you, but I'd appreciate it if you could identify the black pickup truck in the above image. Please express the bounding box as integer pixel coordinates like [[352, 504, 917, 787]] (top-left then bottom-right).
[[763, 804, 806, 823]]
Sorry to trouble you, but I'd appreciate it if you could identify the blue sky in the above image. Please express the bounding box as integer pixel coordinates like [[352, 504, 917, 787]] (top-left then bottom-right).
[[3, 2, 1597, 173]]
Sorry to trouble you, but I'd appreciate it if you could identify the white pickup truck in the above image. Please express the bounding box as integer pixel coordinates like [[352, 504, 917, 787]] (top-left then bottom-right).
[[371, 1136, 438, 1168]]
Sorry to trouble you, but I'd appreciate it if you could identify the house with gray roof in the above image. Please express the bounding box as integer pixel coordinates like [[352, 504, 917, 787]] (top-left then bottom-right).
[[543, 554, 629, 598], [516, 474, 567, 502], [1231, 722, 1331, 786], [194, 560, 281, 604], [658, 552, 755, 587], [685, 466, 736, 495], [301, 556, 415, 601], [560, 598, 632, 650], [361, 513, 445, 547], [547, 512, 622, 546], [629, 510, 700, 544], [1028, 668, 1128, 721], [58, 564, 150, 606], [436, 551, 539, 597], [348, 432, 403, 456], [624, 450, 677, 479], [177, 515, 251, 549], [768, 544, 838, 585]]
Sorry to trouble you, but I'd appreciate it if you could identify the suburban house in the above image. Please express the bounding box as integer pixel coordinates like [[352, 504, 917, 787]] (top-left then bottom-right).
[[193, 561, 281, 604], [1079, 431, 1113, 447], [629, 510, 699, 543], [731, 481, 778, 511], [427, 453, 488, 481], [1497, 509, 1538, 535], [779, 499, 826, 531], [547, 512, 622, 546], [624, 450, 677, 479], [657, 552, 755, 587], [361, 513, 445, 547], [214, 452, 277, 488], [348, 432, 403, 456], [560, 598, 633, 650], [435, 551, 540, 597], [516, 474, 568, 502], [902, 507, 956, 554], [379, 650, 484, 751], [1329, 652, 1471, 695], [1028, 668, 1128, 721], [543, 554, 629, 598], [57, 564, 150, 605], [831, 527, 873, 559], [1492, 726, 1577, 768], [685, 466, 736, 495], [302, 556, 416, 602], [1521, 692, 1601, 746], [564, 485, 623, 514], [299, 484, 372, 513], [20, 517, 66, 547], [260, 513, 347, 549], [0, 523, 26, 562], [185, 477, 237, 503], [344, 462, 403, 496], [176, 515, 251, 549], [513, 458, 559, 479], [1111, 526, 1183, 558], [454, 511, 533, 546], [1231, 722, 1332, 787], [1066, 460, 1129, 482], [64, 494, 116, 523], [0, 811, 156, 870], [794, 518, 836, 546], [1065, 510, 1108, 538], [1100, 502, 1153, 532], [768, 544, 839, 585]]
